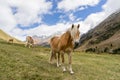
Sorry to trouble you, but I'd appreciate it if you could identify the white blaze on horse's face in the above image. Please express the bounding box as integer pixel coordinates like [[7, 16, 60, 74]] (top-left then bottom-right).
[[70, 24, 80, 43]]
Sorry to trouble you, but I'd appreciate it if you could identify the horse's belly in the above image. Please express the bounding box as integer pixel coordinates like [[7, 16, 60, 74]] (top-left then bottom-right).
[[65, 48, 73, 53]]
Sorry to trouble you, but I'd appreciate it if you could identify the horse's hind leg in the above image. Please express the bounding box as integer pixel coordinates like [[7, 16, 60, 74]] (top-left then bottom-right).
[[25, 42, 28, 47], [49, 50, 54, 63], [29, 44, 30, 48], [57, 52, 60, 67]]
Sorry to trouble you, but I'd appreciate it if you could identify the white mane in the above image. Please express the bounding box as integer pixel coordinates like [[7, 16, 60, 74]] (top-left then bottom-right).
[[68, 25, 78, 40]]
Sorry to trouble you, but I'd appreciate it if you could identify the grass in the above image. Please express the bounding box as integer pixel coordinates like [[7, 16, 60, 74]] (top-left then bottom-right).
[[0, 39, 120, 80]]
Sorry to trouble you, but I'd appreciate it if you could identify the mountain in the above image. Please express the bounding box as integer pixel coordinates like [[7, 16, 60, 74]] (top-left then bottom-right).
[[32, 31, 62, 47], [77, 9, 120, 54], [0, 29, 22, 44], [32, 35, 50, 47]]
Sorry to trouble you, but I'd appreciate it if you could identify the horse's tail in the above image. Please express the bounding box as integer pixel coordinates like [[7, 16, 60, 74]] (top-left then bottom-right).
[[49, 37, 55, 45]]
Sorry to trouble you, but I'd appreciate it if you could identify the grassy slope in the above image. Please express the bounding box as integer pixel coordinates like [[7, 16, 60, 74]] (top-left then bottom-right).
[[0, 29, 22, 44], [0, 39, 120, 80]]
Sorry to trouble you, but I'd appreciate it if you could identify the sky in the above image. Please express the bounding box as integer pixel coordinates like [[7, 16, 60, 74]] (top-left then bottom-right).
[[0, 0, 120, 41]]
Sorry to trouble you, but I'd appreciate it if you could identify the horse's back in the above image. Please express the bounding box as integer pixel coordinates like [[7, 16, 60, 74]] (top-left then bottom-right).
[[26, 36, 34, 44]]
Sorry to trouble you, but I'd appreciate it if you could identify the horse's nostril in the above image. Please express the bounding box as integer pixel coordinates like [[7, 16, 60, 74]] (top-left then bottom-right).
[[74, 42, 79, 49], [74, 42, 79, 46]]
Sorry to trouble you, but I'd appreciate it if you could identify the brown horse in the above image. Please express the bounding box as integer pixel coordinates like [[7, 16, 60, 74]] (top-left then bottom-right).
[[25, 36, 34, 48], [8, 38, 14, 43], [50, 24, 80, 74]]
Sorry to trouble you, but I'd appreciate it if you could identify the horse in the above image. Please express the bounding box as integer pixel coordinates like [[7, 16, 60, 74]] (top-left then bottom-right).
[[50, 24, 80, 74], [25, 36, 34, 48], [8, 38, 14, 43]]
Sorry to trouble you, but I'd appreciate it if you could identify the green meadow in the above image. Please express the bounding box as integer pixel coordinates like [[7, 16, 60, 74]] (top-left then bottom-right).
[[0, 39, 120, 80]]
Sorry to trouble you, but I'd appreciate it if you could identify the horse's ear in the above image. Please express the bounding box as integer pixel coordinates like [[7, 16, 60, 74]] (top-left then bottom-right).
[[71, 24, 74, 29], [78, 24, 80, 28]]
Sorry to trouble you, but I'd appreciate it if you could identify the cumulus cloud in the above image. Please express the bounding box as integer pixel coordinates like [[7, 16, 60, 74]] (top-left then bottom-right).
[[80, 12, 106, 33], [57, 0, 100, 11], [102, 0, 120, 15], [69, 13, 76, 21], [0, 0, 52, 27], [0, 0, 17, 32], [9, 0, 52, 26]]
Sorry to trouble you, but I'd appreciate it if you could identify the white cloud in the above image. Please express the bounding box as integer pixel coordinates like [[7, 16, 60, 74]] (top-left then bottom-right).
[[9, 0, 52, 26], [102, 0, 120, 15], [73, 12, 105, 34], [0, 0, 52, 28], [0, 1, 17, 32], [57, 0, 100, 11], [69, 13, 76, 21], [83, 12, 105, 28]]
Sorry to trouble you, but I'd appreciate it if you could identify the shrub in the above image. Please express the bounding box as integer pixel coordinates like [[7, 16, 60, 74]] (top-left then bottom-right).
[[112, 48, 120, 54]]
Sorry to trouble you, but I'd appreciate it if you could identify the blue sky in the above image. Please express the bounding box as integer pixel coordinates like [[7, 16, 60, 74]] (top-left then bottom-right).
[[0, 0, 120, 41], [42, 0, 106, 25]]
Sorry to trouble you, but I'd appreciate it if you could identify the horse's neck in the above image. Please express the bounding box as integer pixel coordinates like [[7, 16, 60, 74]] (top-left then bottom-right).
[[66, 31, 73, 41], [61, 31, 73, 45]]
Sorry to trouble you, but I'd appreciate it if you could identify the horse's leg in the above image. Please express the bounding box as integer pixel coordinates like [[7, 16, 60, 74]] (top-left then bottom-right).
[[25, 42, 28, 47], [57, 52, 60, 67], [29, 43, 31, 48], [32, 43, 34, 48], [54, 52, 57, 60], [49, 50, 54, 63], [61, 53, 66, 72], [32, 44, 33, 48], [68, 53, 74, 74], [29, 44, 30, 48]]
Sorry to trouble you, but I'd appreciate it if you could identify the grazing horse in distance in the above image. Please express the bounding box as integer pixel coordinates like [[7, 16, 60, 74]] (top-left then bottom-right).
[[25, 36, 34, 48], [8, 38, 14, 43], [50, 24, 80, 74]]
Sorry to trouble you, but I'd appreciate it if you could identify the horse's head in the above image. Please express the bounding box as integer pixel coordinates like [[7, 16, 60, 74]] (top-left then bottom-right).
[[70, 24, 80, 44]]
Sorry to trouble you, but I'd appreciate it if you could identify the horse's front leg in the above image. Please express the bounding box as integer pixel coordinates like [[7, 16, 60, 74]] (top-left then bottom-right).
[[29, 44, 31, 48], [25, 42, 28, 47], [68, 52, 74, 74], [61, 53, 66, 72]]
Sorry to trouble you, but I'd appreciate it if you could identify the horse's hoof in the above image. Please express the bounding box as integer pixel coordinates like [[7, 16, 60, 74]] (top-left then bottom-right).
[[70, 71, 74, 74], [57, 63, 61, 67], [59, 64, 61, 66], [63, 68, 66, 73], [57, 64, 60, 67]]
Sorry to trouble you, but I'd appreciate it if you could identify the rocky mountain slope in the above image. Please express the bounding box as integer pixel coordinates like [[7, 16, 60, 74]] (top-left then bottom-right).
[[32, 31, 61, 47], [77, 9, 120, 54]]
